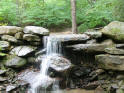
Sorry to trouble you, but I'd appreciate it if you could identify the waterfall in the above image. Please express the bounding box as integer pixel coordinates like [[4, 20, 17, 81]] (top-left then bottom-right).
[[29, 35, 63, 93]]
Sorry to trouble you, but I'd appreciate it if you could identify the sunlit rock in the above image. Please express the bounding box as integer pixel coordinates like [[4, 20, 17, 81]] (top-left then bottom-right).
[[23, 34, 41, 42], [24, 26, 49, 35], [1, 35, 18, 43], [10, 46, 36, 56], [0, 26, 22, 35], [0, 41, 10, 50], [102, 21, 124, 42]]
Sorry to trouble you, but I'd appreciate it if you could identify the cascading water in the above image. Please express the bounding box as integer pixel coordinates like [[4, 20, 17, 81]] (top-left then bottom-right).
[[29, 35, 63, 93]]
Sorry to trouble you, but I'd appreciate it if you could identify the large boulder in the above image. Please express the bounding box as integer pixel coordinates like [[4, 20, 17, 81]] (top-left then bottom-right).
[[95, 54, 124, 71], [10, 46, 36, 56], [4, 55, 27, 68], [0, 41, 10, 50], [0, 26, 22, 35], [23, 34, 41, 42], [23, 26, 49, 35], [102, 21, 124, 42], [1, 35, 18, 43]]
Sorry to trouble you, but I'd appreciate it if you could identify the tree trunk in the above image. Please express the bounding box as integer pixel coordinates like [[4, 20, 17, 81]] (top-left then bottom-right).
[[71, 0, 78, 34]]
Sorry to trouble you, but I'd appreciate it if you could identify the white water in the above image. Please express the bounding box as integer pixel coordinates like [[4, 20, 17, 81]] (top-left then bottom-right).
[[29, 36, 63, 93]]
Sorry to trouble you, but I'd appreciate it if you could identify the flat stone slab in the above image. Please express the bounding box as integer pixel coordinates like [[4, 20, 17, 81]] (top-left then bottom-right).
[[95, 54, 124, 71], [23, 26, 49, 35], [1, 35, 18, 43], [49, 34, 90, 43], [105, 47, 124, 55], [0, 26, 22, 35], [10, 46, 36, 56], [23, 34, 41, 42], [84, 31, 102, 39]]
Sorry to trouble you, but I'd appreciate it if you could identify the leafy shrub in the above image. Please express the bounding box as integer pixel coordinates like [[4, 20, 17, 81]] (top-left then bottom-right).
[[77, 0, 114, 33], [0, 0, 116, 32]]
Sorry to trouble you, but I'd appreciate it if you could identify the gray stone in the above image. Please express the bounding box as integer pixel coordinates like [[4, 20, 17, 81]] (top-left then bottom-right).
[[4, 55, 27, 68], [67, 39, 114, 53], [67, 44, 108, 53], [105, 47, 124, 55], [23, 34, 41, 41], [1, 35, 18, 43], [84, 31, 102, 39], [27, 57, 35, 63], [0, 70, 6, 75], [15, 32, 23, 40], [0, 26, 22, 35], [10, 46, 36, 56], [116, 44, 124, 49], [23, 26, 49, 35], [102, 21, 124, 42], [0, 41, 10, 50], [0, 77, 6, 82], [49, 34, 90, 43], [45, 54, 71, 72], [95, 54, 124, 71], [86, 39, 97, 44]]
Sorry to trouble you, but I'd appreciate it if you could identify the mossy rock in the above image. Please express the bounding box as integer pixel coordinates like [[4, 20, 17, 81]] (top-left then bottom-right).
[[102, 21, 124, 42], [3, 55, 27, 68]]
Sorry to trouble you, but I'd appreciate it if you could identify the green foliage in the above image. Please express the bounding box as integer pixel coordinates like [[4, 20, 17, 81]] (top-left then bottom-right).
[[77, 0, 114, 33], [0, 0, 117, 32], [113, 0, 124, 21]]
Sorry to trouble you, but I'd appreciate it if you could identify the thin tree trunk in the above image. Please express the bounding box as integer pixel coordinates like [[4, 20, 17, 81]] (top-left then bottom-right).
[[71, 0, 78, 34]]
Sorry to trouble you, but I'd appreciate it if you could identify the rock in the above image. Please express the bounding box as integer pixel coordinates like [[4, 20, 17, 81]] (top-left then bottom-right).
[[4, 55, 27, 68], [6, 85, 17, 92], [95, 54, 124, 71], [67, 39, 114, 53], [116, 75, 124, 80], [15, 32, 24, 40], [23, 34, 41, 41], [102, 21, 124, 42], [86, 39, 97, 44], [116, 44, 124, 49], [23, 26, 49, 35], [0, 70, 6, 75], [84, 31, 102, 39], [116, 89, 124, 93], [44, 54, 71, 72], [0, 41, 10, 50], [1, 35, 18, 43], [0, 77, 6, 82], [105, 47, 124, 55], [49, 34, 90, 43], [27, 57, 35, 63], [0, 26, 22, 35], [94, 86, 106, 93], [10, 46, 36, 57], [30, 41, 41, 46]]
